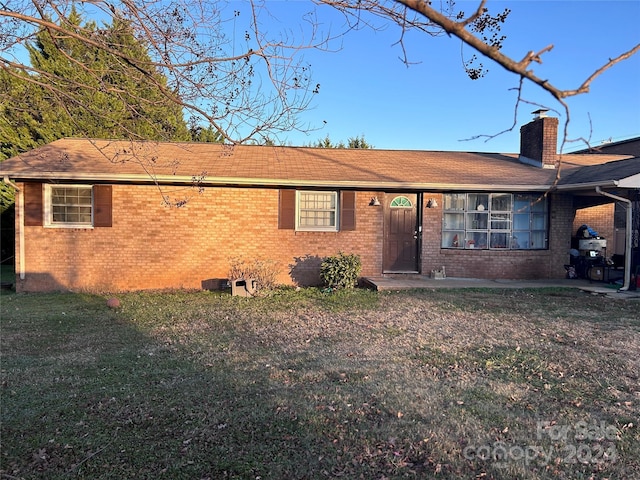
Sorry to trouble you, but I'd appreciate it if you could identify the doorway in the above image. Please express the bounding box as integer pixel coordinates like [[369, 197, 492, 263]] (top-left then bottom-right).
[[383, 193, 420, 272]]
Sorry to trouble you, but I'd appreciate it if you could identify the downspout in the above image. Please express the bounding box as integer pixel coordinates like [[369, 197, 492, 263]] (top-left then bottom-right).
[[595, 186, 632, 291], [3, 176, 25, 280]]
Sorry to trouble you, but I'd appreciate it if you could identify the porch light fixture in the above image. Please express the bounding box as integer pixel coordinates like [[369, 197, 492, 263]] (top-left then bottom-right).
[[369, 196, 381, 206], [426, 198, 438, 208]]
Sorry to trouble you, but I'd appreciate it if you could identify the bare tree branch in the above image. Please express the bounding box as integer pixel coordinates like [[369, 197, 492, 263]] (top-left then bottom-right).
[[1, 0, 638, 148], [390, 0, 640, 101], [1, 1, 334, 144]]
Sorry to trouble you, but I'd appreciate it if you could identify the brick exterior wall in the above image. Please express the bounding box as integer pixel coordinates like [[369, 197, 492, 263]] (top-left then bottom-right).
[[573, 204, 615, 244], [15, 184, 384, 292], [15, 184, 581, 292]]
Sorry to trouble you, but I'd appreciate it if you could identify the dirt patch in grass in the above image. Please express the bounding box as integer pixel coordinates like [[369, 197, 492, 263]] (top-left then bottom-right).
[[1, 288, 638, 479]]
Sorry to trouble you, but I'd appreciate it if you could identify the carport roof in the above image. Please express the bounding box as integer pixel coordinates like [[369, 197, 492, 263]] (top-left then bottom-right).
[[557, 157, 640, 189]]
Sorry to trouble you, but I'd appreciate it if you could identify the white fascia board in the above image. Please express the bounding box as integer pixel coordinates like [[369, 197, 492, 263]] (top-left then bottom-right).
[[3, 172, 554, 192]]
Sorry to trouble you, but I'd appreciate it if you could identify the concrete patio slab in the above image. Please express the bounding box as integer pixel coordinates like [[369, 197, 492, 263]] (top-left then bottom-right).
[[362, 275, 640, 299]]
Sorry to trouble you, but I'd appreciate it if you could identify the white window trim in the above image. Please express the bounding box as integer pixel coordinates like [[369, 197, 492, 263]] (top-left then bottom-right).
[[295, 190, 339, 232], [44, 184, 94, 229]]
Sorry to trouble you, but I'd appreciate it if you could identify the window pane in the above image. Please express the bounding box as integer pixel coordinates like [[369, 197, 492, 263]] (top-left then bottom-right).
[[531, 231, 546, 249], [491, 193, 512, 211], [513, 213, 529, 230], [52, 206, 65, 222], [443, 212, 464, 229], [300, 193, 335, 210], [490, 232, 509, 249], [300, 211, 334, 227], [78, 190, 92, 205], [468, 193, 489, 211], [390, 196, 413, 208], [443, 194, 465, 210], [532, 214, 546, 230], [531, 198, 546, 212], [466, 232, 487, 249], [514, 195, 531, 213], [491, 213, 511, 230], [442, 231, 464, 248], [467, 212, 488, 229], [512, 232, 529, 249]]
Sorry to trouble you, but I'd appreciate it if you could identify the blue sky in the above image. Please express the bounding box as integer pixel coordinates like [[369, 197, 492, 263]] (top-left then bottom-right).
[[253, 0, 640, 153]]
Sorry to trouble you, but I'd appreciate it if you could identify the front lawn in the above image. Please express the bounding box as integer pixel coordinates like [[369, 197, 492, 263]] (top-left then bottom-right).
[[1, 288, 638, 479]]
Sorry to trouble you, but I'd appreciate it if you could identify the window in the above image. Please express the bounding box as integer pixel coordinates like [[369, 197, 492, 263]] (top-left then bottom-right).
[[296, 191, 338, 231], [279, 190, 354, 231], [442, 193, 548, 250], [390, 196, 413, 208], [45, 185, 93, 227]]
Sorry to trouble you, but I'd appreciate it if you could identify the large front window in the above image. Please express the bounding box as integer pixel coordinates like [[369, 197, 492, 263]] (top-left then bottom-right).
[[442, 193, 548, 249], [296, 191, 338, 231], [45, 185, 93, 227]]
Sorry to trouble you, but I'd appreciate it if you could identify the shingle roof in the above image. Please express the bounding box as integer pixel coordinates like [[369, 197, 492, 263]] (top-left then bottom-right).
[[1, 138, 636, 191], [558, 157, 640, 188]]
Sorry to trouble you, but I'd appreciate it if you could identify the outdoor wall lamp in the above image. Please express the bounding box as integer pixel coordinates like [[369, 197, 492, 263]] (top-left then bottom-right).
[[369, 196, 381, 206], [426, 198, 438, 208]]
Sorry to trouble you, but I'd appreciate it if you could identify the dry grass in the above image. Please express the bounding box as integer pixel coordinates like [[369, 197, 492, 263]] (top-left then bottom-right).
[[1, 287, 638, 479]]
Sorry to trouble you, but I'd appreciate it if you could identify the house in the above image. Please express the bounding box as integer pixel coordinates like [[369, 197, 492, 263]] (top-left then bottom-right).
[[1, 114, 639, 293], [570, 136, 640, 157]]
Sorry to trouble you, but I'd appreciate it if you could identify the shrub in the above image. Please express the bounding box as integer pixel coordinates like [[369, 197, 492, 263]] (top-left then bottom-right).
[[227, 257, 280, 291], [320, 252, 362, 289]]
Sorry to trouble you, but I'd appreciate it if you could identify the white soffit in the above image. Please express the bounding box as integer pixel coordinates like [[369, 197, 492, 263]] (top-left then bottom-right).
[[618, 173, 640, 188]]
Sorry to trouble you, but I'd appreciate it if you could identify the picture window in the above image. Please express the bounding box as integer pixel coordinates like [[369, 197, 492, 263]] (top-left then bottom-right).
[[442, 193, 547, 250]]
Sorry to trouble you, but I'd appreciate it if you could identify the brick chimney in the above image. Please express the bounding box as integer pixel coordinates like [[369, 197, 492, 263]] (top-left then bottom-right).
[[519, 110, 559, 169]]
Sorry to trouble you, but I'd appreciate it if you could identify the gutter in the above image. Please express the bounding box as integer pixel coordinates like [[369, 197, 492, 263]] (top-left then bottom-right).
[[1, 172, 553, 192], [556, 180, 618, 191], [595, 186, 632, 291], [3, 176, 25, 281]]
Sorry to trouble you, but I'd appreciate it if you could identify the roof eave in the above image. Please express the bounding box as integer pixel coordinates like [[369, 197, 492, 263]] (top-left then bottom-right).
[[555, 180, 619, 191], [2, 172, 554, 192]]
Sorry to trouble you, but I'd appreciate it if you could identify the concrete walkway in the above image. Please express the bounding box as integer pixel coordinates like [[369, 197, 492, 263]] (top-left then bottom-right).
[[362, 275, 640, 299]]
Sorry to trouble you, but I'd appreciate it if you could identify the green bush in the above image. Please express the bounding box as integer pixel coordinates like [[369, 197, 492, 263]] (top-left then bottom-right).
[[320, 252, 362, 289]]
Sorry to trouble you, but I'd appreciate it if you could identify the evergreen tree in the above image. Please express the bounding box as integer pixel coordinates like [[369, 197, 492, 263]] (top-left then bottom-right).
[[189, 124, 224, 143], [1, 8, 192, 162], [309, 134, 373, 149], [0, 67, 66, 161], [346, 135, 373, 149]]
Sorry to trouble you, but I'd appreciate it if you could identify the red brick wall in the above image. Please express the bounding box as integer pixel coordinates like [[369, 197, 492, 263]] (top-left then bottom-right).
[[15, 184, 578, 292], [573, 204, 614, 243], [15, 184, 384, 292]]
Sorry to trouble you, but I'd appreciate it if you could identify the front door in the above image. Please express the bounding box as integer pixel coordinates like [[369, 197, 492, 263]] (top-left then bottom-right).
[[383, 194, 420, 272]]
